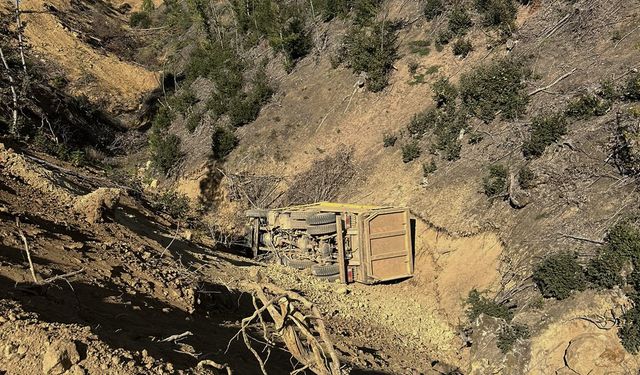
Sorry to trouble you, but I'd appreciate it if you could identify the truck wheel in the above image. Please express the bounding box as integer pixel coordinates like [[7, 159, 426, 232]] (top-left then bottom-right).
[[290, 219, 307, 230], [311, 263, 340, 277], [307, 223, 337, 236], [290, 211, 316, 220], [283, 257, 316, 270], [317, 274, 340, 283], [307, 213, 337, 225], [245, 209, 268, 218]]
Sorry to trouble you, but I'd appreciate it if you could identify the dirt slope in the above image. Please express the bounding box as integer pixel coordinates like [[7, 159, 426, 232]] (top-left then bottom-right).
[[1, 0, 158, 115], [0, 141, 475, 374], [183, 0, 640, 373]]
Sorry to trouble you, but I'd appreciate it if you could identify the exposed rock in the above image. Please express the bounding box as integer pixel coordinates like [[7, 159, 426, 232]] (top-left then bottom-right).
[[73, 188, 123, 223], [67, 365, 85, 375], [42, 340, 80, 375], [563, 333, 626, 375]]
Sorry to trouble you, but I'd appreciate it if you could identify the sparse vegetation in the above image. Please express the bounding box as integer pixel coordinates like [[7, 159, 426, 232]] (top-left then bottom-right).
[[423, 160, 437, 176], [211, 127, 239, 160], [343, 21, 399, 92], [435, 30, 453, 50], [130, 12, 152, 28], [459, 58, 530, 122], [408, 40, 431, 56], [448, 6, 473, 36], [408, 60, 419, 75], [475, 0, 517, 34], [483, 164, 508, 197], [623, 72, 640, 101], [402, 141, 421, 163], [522, 112, 567, 158], [497, 324, 530, 353], [466, 289, 513, 321], [533, 252, 586, 300], [432, 77, 458, 108], [149, 130, 182, 175], [152, 190, 190, 219], [452, 38, 473, 57], [383, 133, 398, 147], [620, 307, 640, 354], [423, 0, 443, 20], [566, 93, 610, 119], [517, 166, 535, 189]]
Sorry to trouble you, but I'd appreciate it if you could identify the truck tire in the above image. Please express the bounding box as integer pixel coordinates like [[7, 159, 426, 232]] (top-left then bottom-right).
[[307, 213, 337, 225], [283, 257, 316, 270], [290, 211, 316, 220], [290, 219, 307, 230], [245, 209, 268, 218], [307, 223, 337, 236], [311, 263, 340, 277], [317, 274, 340, 282]]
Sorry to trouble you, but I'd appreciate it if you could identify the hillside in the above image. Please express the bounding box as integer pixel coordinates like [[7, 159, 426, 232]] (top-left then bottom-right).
[[2, 0, 640, 373]]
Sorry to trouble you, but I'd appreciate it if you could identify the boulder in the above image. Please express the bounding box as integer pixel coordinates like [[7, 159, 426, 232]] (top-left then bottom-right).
[[42, 340, 80, 375]]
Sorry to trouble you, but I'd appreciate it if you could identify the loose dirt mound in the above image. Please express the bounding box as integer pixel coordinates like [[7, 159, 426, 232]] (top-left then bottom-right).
[[74, 187, 123, 223], [0, 143, 75, 204]]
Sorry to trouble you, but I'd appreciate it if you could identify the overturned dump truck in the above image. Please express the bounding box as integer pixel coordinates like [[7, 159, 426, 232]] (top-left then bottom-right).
[[245, 202, 414, 284]]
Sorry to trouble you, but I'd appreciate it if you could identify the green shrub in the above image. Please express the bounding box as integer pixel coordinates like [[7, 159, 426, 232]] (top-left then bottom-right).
[[497, 324, 530, 353], [452, 38, 473, 57], [317, 0, 350, 21], [149, 131, 182, 175], [423, 0, 443, 20], [185, 112, 201, 133], [352, 0, 383, 26], [270, 16, 312, 66], [483, 164, 508, 197], [566, 93, 610, 119], [435, 30, 453, 48], [522, 112, 567, 158], [433, 108, 466, 161], [475, 0, 517, 33], [153, 106, 174, 130], [408, 60, 419, 74], [624, 72, 640, 101], [408, 40, 431, 56], [130, 12, 151, 28], [517, 166, 535, 189], [448, 6, 472, 36], [468, 132, 483, 144], [585, 250, 625, 289], [407, 109, 436, 138], [620, 307, 640, 354], [466, 289, 513, 321], [606, 221, 640, 260], [533, 252, 586, 300], [402, 141, 421, 163], [432, 77, 458, 108], [459, 58, 530, 122], [152, 190, 190, 219], [344, 21, 399, 92], [211, 127, 239, 160], [141, 0, 155, 12], [169, 90, 198, 114], [423, 160, 437, 176], [383, 133, 398, 147], [599, 79, 619, 101]]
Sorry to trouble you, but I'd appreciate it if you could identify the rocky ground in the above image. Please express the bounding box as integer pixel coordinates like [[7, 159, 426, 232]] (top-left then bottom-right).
[[0, 140, 469, 374]]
